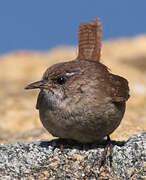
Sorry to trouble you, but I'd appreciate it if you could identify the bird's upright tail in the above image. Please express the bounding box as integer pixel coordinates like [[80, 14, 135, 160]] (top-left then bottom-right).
[[77, 18, 102, 62]]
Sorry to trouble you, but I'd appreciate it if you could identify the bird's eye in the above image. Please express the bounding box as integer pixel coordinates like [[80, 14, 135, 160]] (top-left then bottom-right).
[[55, 75, 68, 85]]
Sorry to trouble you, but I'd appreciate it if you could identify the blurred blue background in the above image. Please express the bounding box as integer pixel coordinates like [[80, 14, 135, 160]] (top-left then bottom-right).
[[0, 0, 146, 55]]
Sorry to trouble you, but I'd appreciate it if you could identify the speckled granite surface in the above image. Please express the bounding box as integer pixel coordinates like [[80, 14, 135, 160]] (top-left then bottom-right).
[[0, 133, 145, 179]]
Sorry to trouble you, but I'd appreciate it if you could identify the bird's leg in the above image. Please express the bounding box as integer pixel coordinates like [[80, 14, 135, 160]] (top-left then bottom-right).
[[109, 139, 113, 167], [52, 138, 65, 153], [52, 141, 57, 151], [99, 135, 113, 170]]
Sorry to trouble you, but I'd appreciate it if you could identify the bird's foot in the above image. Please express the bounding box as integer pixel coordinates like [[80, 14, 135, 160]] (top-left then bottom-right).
[[52, 138, 65, 153]]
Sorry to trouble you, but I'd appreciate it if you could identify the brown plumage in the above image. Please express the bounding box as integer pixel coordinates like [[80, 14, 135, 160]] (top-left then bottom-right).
[[25, 18, 130, 143]]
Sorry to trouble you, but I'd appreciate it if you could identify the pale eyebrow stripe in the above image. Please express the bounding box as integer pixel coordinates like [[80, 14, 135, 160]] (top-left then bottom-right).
[[66, 72, 80, 76]]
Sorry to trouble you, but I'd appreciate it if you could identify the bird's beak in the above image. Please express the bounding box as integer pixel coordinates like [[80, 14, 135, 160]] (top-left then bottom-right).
[[24, 80, 51, 90]]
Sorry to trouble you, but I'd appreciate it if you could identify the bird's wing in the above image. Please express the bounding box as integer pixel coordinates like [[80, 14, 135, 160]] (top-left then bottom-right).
[[77, 18, 102, 61], [108, 74, 130, 102]]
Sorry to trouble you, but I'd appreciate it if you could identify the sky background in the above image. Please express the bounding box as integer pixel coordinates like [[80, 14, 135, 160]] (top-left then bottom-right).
[[0, 1, 146, 55]]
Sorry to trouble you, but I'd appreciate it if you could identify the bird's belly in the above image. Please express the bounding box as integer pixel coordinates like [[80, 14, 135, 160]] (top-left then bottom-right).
[[39, 102, 125, 143]]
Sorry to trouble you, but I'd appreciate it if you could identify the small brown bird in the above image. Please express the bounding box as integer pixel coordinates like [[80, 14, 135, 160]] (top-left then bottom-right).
[[25, 18, 129, 143]]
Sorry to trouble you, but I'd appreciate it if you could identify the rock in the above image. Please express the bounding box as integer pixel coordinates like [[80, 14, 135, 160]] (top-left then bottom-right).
[[0, 133, 145, 180]]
